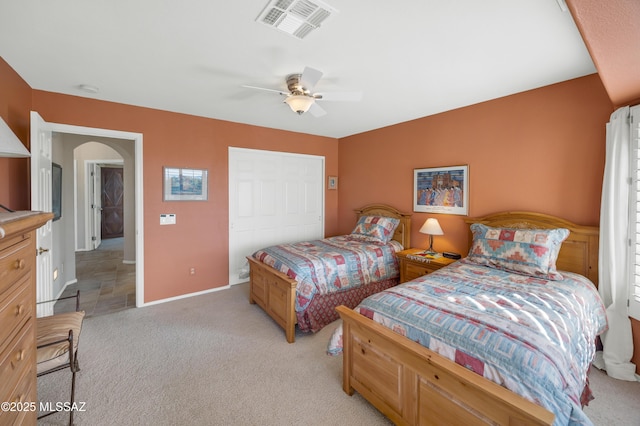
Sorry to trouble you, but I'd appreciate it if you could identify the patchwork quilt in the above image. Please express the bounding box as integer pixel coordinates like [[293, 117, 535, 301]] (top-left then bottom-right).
[[252, 236, 402, 312], [328, 259, 608, 426]]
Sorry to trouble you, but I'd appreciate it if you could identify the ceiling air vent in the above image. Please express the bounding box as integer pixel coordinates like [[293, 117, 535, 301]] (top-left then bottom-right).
[[256, 0, 337, 39]]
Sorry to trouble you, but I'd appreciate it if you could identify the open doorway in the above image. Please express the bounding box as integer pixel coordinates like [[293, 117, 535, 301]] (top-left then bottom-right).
[[70, 143, 133, 316], [35, 116, 144, 315]]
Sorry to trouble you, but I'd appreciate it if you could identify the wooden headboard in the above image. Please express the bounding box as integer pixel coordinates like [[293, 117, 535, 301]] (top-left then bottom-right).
[[465, 211, 599, 287], [354, 204, 412, 249]]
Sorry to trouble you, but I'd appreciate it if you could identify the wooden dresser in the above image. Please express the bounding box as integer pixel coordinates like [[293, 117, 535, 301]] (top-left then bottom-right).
[[0, 211, 52, 425]]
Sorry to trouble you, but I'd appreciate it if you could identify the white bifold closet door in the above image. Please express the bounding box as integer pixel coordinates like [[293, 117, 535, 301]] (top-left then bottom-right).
[[228, 147, 324, 285]]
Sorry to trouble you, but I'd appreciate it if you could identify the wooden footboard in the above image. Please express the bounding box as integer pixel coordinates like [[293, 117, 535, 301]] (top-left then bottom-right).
[[247, 256, 298, 343], [336, 305, 554, 426]]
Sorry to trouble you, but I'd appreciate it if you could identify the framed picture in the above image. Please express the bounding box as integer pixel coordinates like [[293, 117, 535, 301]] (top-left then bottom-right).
[[413, 165, 468, 215], [163, 167, 208, 201], [328, 176, 338, 190]]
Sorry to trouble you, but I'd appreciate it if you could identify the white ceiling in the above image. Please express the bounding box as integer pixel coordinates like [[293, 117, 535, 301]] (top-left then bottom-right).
[[0, 0, 596, 139]]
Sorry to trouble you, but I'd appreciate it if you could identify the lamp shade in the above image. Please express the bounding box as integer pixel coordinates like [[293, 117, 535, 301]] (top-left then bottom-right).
[[419, 218, 444, 236], [284, 95, 314, 115], [0, 117, 30, 157]]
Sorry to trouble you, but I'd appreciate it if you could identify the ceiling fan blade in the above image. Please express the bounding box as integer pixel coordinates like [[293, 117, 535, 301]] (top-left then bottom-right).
[[300, 67, 323, 91], [241, 85, 288, 96], [308, 102, 326, 117], [314, 91, 363, 102]]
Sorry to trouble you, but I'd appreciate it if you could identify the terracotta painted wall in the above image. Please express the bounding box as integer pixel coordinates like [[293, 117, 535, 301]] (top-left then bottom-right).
[[337, 74, 613, 255], [0, 57, 339, 303], [29, 91, 339, 302], [0, 58, 32, 211], [0, 60, 620, 311]]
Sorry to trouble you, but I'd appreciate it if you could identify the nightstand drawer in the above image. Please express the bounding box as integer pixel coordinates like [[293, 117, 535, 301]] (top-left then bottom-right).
[[404, 262, 435, 281], [397, 249, 457, 283]]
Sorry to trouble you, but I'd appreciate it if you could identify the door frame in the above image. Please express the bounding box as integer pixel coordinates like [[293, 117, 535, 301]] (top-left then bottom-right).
[[35, 117, 146, 308]]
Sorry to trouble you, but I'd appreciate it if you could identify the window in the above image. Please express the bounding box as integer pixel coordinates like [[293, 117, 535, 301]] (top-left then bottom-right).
[[629, 105, 640, 320]]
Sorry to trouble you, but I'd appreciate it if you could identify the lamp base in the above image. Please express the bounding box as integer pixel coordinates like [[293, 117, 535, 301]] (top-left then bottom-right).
[[422, 235, 437, 255]]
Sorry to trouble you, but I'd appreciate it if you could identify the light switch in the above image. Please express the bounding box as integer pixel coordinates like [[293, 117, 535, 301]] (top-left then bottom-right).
[[160, 213, 176, 225]]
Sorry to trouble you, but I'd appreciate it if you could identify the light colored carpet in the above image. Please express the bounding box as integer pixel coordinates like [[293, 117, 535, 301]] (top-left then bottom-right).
[[38, 283, 640, 425]]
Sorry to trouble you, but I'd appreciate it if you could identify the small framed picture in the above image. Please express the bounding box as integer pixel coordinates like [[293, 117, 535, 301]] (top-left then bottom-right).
[[163, 167, 208, 201], [327, 176, 338, 190], [413, 165, 468, 215]]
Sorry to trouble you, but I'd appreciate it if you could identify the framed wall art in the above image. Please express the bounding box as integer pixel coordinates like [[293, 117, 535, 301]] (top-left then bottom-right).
[[163, 167, 208, 201], [413, 165, 468, 215]]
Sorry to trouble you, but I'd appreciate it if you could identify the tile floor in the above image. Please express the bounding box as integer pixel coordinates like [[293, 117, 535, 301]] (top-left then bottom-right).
[[56, 237, 136, 317]]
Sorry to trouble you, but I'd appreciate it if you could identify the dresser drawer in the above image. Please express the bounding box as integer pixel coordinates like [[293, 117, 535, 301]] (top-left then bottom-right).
[[0, 274, 33, 352], [0, 321, 35, 408], [0, 234, 32, 294], [2, 364, 37, 425]]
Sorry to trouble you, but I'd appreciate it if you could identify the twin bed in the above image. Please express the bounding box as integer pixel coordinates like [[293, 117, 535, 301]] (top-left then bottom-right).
[[333, 211, 605, 425], [247, 204, 411, 343], [248, 208, 606, 425]]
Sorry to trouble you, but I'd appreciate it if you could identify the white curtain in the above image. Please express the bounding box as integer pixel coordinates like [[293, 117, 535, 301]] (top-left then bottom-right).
[[594, 106, 637, 380]]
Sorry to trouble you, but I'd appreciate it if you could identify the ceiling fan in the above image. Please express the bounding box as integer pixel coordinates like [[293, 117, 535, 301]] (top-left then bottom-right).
[[241, 66, 362, 117]]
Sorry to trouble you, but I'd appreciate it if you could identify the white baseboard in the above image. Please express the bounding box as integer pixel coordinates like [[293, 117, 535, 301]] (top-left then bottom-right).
[[55, 279, 78, 300], [140, 285, 231, 308]]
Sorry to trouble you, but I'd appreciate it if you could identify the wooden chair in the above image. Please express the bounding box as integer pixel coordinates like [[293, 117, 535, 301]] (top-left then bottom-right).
[[36, 290, 85, 425]]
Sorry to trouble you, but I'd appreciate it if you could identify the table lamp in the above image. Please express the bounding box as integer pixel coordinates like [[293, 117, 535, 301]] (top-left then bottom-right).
[[419, 218, 443, 254]]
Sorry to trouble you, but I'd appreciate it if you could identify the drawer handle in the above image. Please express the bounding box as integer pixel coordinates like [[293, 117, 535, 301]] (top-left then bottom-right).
[[15, 303, 25, 316], [14, 258, 26, 270], [14, 349, 25, 362]]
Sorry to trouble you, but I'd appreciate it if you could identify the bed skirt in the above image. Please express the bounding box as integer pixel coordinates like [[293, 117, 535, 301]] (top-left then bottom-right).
[[296, 277, 399, 333]]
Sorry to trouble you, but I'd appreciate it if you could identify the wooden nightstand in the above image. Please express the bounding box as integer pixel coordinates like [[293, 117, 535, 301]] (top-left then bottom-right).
[[397, 248, 457, 283]]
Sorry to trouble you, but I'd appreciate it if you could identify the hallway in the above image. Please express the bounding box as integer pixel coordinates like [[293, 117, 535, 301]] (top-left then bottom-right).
[[57, 237, 136, 317]]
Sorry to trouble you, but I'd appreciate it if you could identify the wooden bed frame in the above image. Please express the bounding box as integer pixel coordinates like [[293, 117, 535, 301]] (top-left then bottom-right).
[[336, 211, 599, 426], [248, 204, 411, 343]]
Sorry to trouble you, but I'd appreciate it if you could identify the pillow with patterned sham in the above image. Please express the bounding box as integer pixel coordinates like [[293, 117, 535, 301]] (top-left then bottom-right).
[[467, 223, 569, 280], [349, 215, 400, 244]]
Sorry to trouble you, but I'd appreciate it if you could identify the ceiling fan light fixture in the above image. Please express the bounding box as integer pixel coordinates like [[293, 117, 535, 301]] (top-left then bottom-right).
[[285, 95, 314, 115]]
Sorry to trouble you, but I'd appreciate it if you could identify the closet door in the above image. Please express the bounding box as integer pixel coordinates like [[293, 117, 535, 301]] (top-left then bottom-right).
[[228, 148, 324, 285]]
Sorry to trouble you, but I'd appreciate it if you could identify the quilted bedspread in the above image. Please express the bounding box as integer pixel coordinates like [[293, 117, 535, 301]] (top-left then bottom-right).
[[328, 259, 607, 426], [252, 236, 402, 312]]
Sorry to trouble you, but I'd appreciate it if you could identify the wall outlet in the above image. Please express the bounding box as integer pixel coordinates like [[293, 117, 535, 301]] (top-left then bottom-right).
[[190, 267, 196, 275]]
